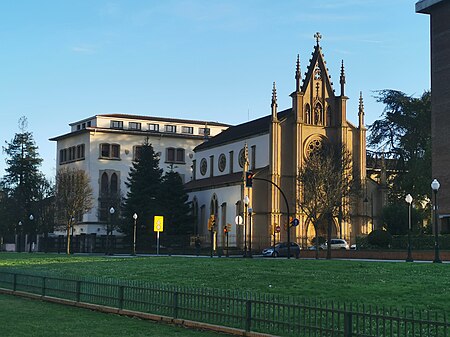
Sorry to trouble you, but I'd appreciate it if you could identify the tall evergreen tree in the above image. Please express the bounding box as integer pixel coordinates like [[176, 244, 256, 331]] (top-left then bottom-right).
[[1, 117, 45, 239], [368, 90, 431, 201], [160, 166, 193, 236], [122, 138, 163, 248]]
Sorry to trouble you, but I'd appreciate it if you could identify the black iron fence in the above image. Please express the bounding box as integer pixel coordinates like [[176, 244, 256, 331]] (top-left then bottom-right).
[[0, 269, 447, 337]]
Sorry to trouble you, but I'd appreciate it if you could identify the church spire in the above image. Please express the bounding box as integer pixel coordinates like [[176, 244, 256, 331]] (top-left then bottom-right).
[[340, 60, 346, 96], [295, 54, 301, 92], [358, 91, 365, 127], [271, 82, 278, 121]]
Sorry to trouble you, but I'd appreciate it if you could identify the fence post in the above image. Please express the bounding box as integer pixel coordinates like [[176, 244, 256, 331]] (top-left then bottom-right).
[[118, 285, 124, 310], [245, 300, 252, 332], [42, 277, 46, 296], [76, 280, 81, 302], [173, 291, 179, 319], [344, 311, 353, 337]]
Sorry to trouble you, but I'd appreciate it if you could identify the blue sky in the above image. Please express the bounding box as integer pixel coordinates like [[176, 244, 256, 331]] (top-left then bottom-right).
[[0, 0, 430, 179]]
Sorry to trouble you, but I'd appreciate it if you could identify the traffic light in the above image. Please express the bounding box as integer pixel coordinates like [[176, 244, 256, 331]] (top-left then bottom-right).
[[245, 171, 254, 187], [208, 215, 216, 231], [223, 226, 228, 234]]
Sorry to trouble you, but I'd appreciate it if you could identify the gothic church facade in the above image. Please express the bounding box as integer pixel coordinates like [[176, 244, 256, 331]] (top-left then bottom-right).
[[186, 35, 369, 249]]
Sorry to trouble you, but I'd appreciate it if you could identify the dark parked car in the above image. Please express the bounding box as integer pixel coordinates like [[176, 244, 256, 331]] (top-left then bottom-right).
[[262, 242, 301, 258]]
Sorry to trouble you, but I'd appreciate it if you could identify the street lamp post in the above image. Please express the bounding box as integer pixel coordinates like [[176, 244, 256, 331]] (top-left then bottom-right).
[[405, 194, 413, 262], [243, 195, 249, 257], [29, 214, 34, 253], [17, 221, 22, 252], [248, 207, 253, 258], [132, 213, 138, 256], [107, 207, 115, 255], [431, 179, 441, 263]]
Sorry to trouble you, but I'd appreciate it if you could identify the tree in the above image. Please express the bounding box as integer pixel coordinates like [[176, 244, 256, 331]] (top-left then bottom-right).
[[297, 144, 356, 259], [33, 178, 56, 252], [160, 166, 193, 236], [368, 90, 431, 201], [122, 138, 163, 250], [381, 202, 424, 235], [55, 167, 93, 254], [1, 117, 46, 245]]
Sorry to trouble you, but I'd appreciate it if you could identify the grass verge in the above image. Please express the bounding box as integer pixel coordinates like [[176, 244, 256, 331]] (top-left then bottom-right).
[[0, 253, 448, 312], [0, 292, 227, 337]]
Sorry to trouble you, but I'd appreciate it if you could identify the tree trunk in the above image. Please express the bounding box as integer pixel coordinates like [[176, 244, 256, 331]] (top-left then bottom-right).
[[326, 213, 332, 260], [314, 224, 319, 260], [66, 222, 71, 255]]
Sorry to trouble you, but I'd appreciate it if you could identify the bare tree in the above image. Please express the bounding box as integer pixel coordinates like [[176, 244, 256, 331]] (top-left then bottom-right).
[[297, 144, 356, 259], [55, 167, 93, 254]]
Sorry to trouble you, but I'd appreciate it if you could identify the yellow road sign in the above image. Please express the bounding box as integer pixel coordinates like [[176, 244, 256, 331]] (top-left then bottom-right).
[[154, 215, 164, 232]]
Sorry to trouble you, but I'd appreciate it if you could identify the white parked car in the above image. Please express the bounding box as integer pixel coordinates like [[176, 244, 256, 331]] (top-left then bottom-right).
[[322, 239, 349, 250]]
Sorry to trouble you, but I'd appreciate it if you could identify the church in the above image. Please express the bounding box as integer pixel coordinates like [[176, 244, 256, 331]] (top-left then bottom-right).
[[186, 34, 374, 250]]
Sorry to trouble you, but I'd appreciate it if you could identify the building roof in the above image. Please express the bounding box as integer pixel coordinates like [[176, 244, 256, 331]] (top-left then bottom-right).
[[416, 0, 446, 13], [194, 108, 291, 151], [49, 126, 213, 142], [90, 113, 230, 127], [184, 172, 243, 191]]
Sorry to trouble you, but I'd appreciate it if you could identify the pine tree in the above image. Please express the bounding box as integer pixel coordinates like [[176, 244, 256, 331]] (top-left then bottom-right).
[[122, 138, 163, 248], [1, 117, 45, 239], [160, 167, 193, 236]]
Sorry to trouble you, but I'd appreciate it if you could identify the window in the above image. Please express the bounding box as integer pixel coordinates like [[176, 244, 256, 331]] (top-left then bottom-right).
[[176, 148, 185, 162], [129, 122, 141, 130], [166, 147, 185, 163], [101, 172, 109, 195], [200, 158, 207, 176], [182, 126, 193, 134], [110, 173, 118, 195], [111, 144, 120, 158], [101, 144, 110, 158], [209, 155, 214, 177], [199, 127, 210, 136], [110, 120, 123, 129], [100, 143, 120, 159], [87, 121, 91, 127], [134, 146, 143, 161], [229, 151, 234, 174], [165, 125, 177, 133], [167, 148, 175, 162], [59, 144, 85, 165], [148, 123, 159, 131], [77, 144, 85, 159], [238, 148, 246, 168], [218, 154, 226, 172], [82, 123, 86, 129], [77, 124, 81, 130]]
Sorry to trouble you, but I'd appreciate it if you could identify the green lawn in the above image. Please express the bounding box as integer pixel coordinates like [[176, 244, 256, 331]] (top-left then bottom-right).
[[0, 253, 449, 313], [0, 293, 226, 337]]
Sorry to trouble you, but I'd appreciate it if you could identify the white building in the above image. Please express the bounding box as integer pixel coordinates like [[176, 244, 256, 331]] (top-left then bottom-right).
[[50, 113, 229, 236]]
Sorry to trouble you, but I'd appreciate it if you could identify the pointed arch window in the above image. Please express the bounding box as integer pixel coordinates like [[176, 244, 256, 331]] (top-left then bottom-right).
[[101, 172, 109, 196], [110, 173, 118, 195], [305, 104, 311, 124], [210, 194, 219, 219]]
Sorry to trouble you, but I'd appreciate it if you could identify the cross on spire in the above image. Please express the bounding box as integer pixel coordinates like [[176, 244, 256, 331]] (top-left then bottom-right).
[[314, 32, 322, 45]]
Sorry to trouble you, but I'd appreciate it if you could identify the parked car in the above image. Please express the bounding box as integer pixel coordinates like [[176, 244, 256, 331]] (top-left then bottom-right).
[[262, 242, 301, 257], [322, 239, 349, 250]]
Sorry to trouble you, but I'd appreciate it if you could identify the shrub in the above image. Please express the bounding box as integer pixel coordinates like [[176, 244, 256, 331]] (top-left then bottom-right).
[[367, 229, 392, 248]]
